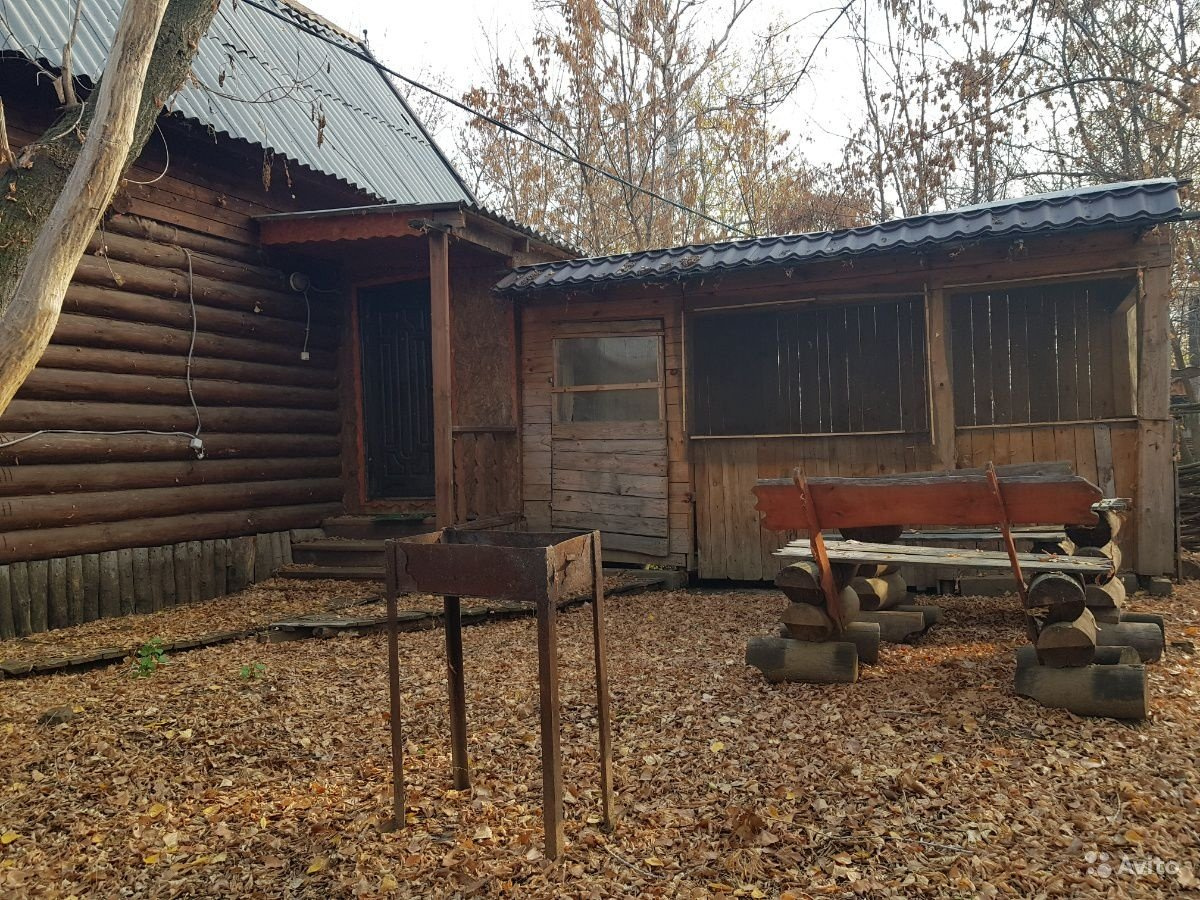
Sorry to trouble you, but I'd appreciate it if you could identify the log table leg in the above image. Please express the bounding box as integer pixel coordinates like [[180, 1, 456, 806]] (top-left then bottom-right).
[[537, 578, 565, 859], [591, 534, 615, 832], [444, 594, 470, 790], [385, 543, 405, 830]]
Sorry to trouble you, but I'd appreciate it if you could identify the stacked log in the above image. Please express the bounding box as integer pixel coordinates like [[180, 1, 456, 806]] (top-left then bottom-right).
[[1017, 511, 1156, 719], [748, 562, 872, 684]]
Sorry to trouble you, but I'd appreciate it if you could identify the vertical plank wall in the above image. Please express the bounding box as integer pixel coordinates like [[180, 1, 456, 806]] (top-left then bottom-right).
[[694, 434, 935, 580], [520, 295, 691, 568], [450, 258, 522, 522]]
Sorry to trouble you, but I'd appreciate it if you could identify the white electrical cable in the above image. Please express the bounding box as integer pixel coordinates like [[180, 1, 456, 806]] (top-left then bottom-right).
[[182, 248, 203, 436], [299, 288, 312, 360]]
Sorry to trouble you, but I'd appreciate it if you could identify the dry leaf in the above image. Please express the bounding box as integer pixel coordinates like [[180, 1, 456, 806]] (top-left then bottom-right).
[[306, 858, 327, 874], [0, 832, 18, 846]]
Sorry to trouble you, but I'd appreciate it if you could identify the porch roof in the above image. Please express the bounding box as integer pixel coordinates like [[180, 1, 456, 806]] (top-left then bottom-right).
[[495, 179, 1184, 296], [255, 201, 577, 264]]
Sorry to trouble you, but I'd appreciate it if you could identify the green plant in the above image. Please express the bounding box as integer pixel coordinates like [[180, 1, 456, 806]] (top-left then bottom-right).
[[131, 639, 168, 677], [239, 662, 267, 681]]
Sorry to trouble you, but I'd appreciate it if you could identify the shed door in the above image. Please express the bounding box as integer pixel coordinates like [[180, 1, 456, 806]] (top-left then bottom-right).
[[359, 281, 435, 499], [550, 322, 669, 557]]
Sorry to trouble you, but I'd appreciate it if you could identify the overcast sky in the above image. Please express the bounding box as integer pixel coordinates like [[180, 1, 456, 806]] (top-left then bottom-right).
[[300, 0, 858, 166]]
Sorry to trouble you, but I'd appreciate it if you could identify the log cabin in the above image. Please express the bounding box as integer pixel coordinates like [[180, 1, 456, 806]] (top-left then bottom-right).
[[495, 180, 1183, 584], [0, 0, 570, 635]]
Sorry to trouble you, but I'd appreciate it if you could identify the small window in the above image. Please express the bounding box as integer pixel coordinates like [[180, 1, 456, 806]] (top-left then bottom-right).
[[553, 333, 663, 423]]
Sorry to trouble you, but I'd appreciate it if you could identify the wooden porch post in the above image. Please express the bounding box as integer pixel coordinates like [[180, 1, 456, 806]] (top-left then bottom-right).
[[429, 230, 454, 528], [926, 285, 957, 470], [1135, 263, 1174, 575]]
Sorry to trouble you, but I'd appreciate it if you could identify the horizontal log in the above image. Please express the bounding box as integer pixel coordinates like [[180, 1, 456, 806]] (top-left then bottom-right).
[[0, 400, 341, 435], [1016, 644, 1139, 669], [64, 281, 337, 349], [1118, 611, 1165, 637], [894, 603, 943, 628], [51, 312, 336, 369], [1096, 622, 1163, 663], [855, 609, 927, 643], [850, 572, 906, 611], [72, 254, 336, 325], [1084, 578, 1126, 623], [1036, 609, 1098, 668], [1074, 544, 1123, 582], [0, 432, 341, 465], [1014, 662, 1147, 719], [0, 478, 343, 531], [89, 227, 285, 290], [105, 213, 266, 265], [18, 367, 337, 411], [745, 636, 858, 684], [0, 503, 340, 563], [1027, 571, 1085, 622], [0, 457, 340, 496], [39, 344, 337, 389], [1065, 510, 1122, 549]]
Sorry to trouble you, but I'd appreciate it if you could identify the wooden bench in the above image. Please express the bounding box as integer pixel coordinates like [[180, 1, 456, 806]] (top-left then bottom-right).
[[752, 462, 1105, 628]]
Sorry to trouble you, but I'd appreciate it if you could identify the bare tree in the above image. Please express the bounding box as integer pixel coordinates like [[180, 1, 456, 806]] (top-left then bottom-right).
[[459, 0, 857, 253], [0, 0, 220, 413]]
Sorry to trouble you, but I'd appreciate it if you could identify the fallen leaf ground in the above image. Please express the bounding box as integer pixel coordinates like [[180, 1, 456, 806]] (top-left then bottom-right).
[[1, 583, 1198, 898]]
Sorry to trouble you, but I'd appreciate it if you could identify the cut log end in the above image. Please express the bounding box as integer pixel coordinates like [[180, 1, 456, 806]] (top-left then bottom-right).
[[1035, 609, 1098, 668]]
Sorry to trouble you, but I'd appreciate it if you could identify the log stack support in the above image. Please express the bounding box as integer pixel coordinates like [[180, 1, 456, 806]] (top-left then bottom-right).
[[1019, 507, 1160, 719]]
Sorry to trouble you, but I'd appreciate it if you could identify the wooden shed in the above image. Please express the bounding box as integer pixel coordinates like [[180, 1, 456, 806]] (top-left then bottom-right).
[[0, 0, 567, 634], [496, 180, 1182, 581]]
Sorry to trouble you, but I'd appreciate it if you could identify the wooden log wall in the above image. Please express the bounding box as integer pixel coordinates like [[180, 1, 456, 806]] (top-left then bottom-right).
[[0, 530, 295, 639], [0, 111, 358, 595]]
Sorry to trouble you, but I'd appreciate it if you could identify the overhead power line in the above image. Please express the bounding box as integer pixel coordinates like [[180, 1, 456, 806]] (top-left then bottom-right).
[[237, 0, 752, 238]]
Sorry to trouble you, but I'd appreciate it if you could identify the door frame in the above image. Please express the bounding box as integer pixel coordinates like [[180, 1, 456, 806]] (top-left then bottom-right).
[[346, 278, 437, 513]]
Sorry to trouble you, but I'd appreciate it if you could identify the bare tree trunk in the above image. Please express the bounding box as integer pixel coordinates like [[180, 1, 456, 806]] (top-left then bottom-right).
[[0, 0, 219, 415]]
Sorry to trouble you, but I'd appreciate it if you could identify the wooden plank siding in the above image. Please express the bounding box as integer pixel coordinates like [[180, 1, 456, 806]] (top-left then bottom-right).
[[694, 434, 935, 580], [520, 296, 691, 568]]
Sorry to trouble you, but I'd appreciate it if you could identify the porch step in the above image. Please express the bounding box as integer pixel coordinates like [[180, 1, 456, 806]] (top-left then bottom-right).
[[322, 514, 434, 540], [276, 564, 385, 581], [291, 538, 386, 568]]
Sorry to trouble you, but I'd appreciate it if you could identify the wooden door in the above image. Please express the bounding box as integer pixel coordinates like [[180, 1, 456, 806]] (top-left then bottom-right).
[[359, 282, 435, 499], [550, 321, 669, 557]]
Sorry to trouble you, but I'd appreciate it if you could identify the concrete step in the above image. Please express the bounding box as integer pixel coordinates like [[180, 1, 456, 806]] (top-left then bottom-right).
[[276, 564, 385, 581], [322, 514, 434, 540], [292, 538, 385, 568]]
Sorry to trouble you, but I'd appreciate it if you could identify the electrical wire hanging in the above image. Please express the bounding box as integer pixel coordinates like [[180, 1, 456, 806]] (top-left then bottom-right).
[[0, 247, 206, 456], [236, 0, 752, 239]]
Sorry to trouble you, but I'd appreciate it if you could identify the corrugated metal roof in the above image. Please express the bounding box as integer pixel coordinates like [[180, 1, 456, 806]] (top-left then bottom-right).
[[0, 0, 473, 205], [496, 178, 1183, 295]]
